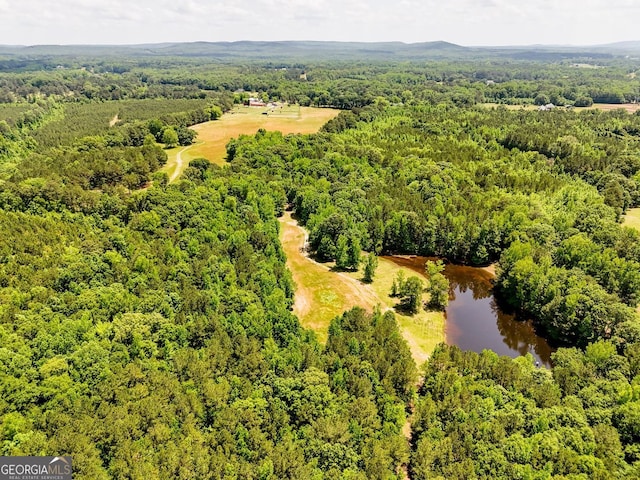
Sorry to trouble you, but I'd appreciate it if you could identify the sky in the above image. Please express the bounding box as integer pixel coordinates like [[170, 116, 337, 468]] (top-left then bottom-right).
[[0, 0, 639, 47]]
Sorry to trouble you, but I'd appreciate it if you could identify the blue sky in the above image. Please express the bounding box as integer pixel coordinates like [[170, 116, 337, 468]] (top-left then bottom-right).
[[0, 0, 638, 46]]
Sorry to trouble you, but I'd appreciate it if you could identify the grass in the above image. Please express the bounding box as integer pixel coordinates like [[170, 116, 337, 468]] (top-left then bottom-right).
[[480, 103, 538, 111], [344, 258, 445, 367], [162, 104, 340, 179], [624, 208, 640, 232], [481, 102, 640, 113], [586, 103, 640, 113], [279, 211, 445, 366]]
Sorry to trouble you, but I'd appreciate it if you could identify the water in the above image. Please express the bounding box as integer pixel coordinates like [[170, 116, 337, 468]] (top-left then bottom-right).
[[384, 256, 554, 366]]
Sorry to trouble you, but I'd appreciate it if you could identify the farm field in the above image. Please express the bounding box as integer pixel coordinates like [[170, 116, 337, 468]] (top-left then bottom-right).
[[279, 211, 444, 365], [482, 102, 640, 112], [587, 103, 640, 113], [163, 104, 339, 178]]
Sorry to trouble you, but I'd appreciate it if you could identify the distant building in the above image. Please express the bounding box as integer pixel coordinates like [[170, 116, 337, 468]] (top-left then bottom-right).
[[538, 103, 556, 111], [247, 97, 267, 107]]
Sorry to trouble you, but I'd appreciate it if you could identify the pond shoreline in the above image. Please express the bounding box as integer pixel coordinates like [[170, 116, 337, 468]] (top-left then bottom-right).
[[383, 255, 554, 366]]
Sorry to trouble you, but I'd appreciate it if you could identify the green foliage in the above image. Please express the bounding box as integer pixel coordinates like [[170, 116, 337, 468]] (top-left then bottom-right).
[[161, 127, 178, 148], [0, 159, 413, 478], [399, 276, 424, 314], [3, 53, 640, 479], [230, 102, 640, 346], [426, 260, 449, 310], [413, 344, 639, 479], [362, 253, 378, 283]]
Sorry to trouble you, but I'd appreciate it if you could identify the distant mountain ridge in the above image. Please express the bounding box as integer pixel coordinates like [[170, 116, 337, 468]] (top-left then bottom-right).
[[0, 40, 638, 60]]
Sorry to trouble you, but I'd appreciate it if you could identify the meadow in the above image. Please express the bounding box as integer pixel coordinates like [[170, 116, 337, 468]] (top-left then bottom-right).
[[279, 211, 445, 365], [624, 207, 640, 232], [163, 104, 339, 178]]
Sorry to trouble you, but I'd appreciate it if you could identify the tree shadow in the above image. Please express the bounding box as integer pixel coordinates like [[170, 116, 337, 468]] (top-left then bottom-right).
[[392, 298, 420, 316]]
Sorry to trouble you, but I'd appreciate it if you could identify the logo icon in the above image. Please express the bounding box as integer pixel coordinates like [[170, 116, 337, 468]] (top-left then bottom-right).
[[0, 456, 72, 480]]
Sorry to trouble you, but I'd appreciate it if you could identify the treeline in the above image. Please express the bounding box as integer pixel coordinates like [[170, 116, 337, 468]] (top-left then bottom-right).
[[31, 98, 227, 148], [227, 103, 640, 347], [412, 342, 640, 478], [0, 58, 637, 110], [499, 108, 640, 211]]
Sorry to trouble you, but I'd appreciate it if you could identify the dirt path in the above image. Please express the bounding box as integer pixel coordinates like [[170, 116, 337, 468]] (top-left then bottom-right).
[[279, 212, 383, 335], [169, 144, 196, 183], [279, 212, 444, 366], [281, 212, 434, 480]]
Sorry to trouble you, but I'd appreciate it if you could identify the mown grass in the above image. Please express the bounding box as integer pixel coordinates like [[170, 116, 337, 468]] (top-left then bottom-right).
[[481, 102, 640, 113], [623, 208, 640, 232], [279, 211, 445, 366], [167, 104, 339, 166], [344, 258, 445, 367], [279, 212, 377, 344], [163, 104, 339, 180]]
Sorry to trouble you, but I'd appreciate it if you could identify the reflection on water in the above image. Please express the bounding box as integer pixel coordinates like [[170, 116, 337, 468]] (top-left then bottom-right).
[[383, 256, 553, 366]]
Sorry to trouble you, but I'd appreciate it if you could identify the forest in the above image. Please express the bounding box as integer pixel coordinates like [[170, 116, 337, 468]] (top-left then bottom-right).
[[1, 47, 640, 478]]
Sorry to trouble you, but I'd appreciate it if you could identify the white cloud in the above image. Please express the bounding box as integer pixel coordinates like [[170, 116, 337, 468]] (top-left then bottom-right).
[[0, 0, 638, 45]]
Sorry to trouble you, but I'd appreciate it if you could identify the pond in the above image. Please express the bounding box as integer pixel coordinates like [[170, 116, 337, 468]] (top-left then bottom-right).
[[383, 256, 554, 366]]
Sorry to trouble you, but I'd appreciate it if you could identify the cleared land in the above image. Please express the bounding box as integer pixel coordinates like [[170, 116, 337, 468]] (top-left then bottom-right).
[[586, 103, 640, 113], [623, 208, 640, 232], [482, 102, 640, 113], [279, 211, 445, 366], [163, 104, 340, 179]]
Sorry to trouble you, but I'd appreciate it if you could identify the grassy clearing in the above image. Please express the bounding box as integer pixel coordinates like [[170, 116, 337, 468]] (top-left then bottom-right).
[[279, 212, 380, 344], [480, 103, 538, 111], [344, 258, 445, 367], [481, 102, 640, 113], [586, 103, 640, 113], [623, 208, 640, 232], [163, 104, 340, 179], [279, 211, 445, 366]]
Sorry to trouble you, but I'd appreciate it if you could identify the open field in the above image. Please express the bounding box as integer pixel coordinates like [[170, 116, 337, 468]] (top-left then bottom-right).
[[587, 103, 640, 113], [279, 211, 445, 365], [481, 102, 640, 113], [623, 208, 640, 232], [480, 103, 538, 111], [344, 257, 445, 366], [163, 104, 340, 179]]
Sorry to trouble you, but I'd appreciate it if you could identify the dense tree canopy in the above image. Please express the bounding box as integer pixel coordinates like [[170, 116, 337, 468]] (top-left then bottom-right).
[[1, 53, 640, 478]]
